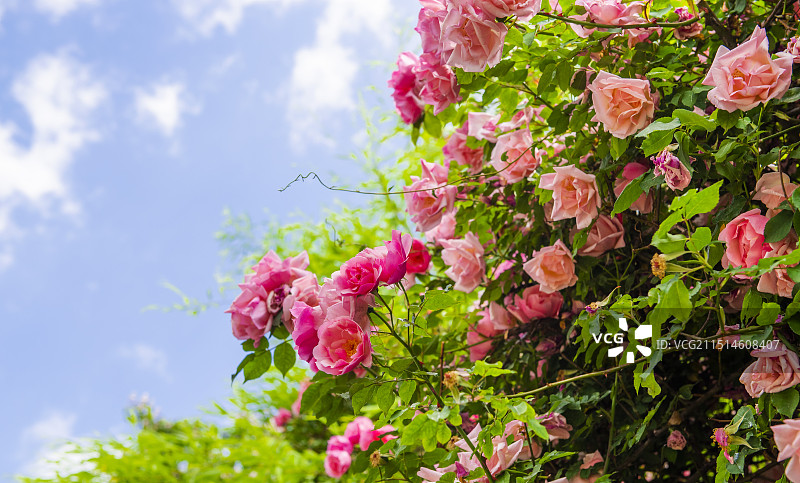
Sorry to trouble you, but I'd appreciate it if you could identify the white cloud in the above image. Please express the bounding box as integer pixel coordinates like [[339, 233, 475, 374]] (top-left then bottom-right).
[[33, 0, 102, 19], [286, 0, 398, 150], [134, 81, 199, 138], [0, 52, 106, 269], [21, 411, 76, 444], [17, 411, 94, 479], [118, 343, 170, 380], [172, 0, 303, 36]]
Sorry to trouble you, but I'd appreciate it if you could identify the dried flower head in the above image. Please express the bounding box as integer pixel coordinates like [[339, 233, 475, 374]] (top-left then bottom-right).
[[651, 253, 667, 279]]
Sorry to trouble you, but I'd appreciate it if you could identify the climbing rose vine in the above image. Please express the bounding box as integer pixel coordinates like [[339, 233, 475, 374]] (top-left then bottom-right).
[[228, 0, 800, 481]]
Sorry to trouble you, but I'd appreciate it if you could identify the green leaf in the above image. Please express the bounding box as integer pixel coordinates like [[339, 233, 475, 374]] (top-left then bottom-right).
[[352, 384, 377, 414], [523, 31, 537, 47], [764, 210, 794, 243], [423, 290, 459, 311], [641, 129, 676, 157], [779, 87, 800, 104], [473, 360, 515, 377], [662, 279, 692, 322], [715, 109, 740, 131], [610, 135, 630, 160], [687, 227, 712, 252], [685, 181, 723, 219], [243, 351, 272, 382], [377, 382, 396, 414], [756, 302, 781, 326], [773, 388, 800, 417], [791, 189, 800, 211], [398, 380, 417, 405], [272, 325, 290, 340], [423, 113, 442, 138], [273, 342, 296, 377], [537, 63, 558, 95], [651, 232, 686, 254], [673, 109, 717, 131], [231, 353, 255, 382], [741, 289, 763, 322], [611, 176, 643, 215], [635, 118, 681, 138]]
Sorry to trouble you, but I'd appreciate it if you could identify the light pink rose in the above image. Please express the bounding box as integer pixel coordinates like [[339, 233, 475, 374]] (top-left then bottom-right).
[[416, 0, 447, 56], [333, 249, 383, 296], [441, 0, 508, 72], [291, 380, 311, 416], [673, 7, 703, 40], [772, 419, 800, 482], [539, 166, 601, 229], [588, 71, 655, 138], [504, 420, 542, 459], [652, 148, 692, 191], [486, 435, 525, 477], [754, 172, 798, 209], [491, 129, 541, 184], [344, 417, 375, 448], [787, 37, 800, 63], [757, 233, 798, 298], [498, 105, 540, 132], [479, 0, 542, 20], [273, 408, 292, 428], [581, 451, 604, 469], [318, 278, 374, 330], [739, 341, 800, 398], [388, 52, 424, 124], [523, 240, 578, 293], [407, 238, 432, 274], [282, 272, 320, 333], [228, 251, 311, 343], [703, 26, 794, 112], [468, 112, 501, 141], [487, 301, 515, 330], [324, 450, 351, 478], [405, 159, 457, 232], [507, 285, 564, 322], [424, 211, 457, 245], [443, 121, 484, 174], [570, 0, 650, 44], [667, 430, 687, 450], [613, 162, 654, 213], [312, 317, 373, 375], [327, 435, 354, 454], [440, 231, 486, 292], [576, 214, 625, 257], [415, 53, 462, 115], [290, 301, 323, 371], [468, 311, 501, 361], [719, 209, 770, 270]]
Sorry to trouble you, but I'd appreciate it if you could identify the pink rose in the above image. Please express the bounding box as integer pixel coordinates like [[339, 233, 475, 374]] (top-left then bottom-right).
[[539, 166, 601, 229], [468, 111, 501, 141], [651, 148, 692, 191], [523, 240, 579, 293], [739, 341, 800, 398], [667, 430, 687, 450], [441, 0, 508, 72], [575, 214, 625, 257], [504, 420, 542, 459], [282, 273, 320, 333], [424, 211, 457, 245], [753, 172, 798, 210], [537, 412, 573, 442], [772, 419, 800, 482], [416, 0, 447, 56], [787, 37, 800, 63], [291, 380, 310, 416], [498, 105, 540, 132], [312, 317, 373, 375], [581, 451, 604, 469], [273, 408, 292, 428], [371, 425, 398, 449], [333, 250, 383, 296], [486, 435, 525, 477], [440, 232, 486, 292], [404, 159, 457, 232], [443, 120, 484, 174], [228, 251, 311, 343], [468, 310, 501, 361], [344, 417, 375, 449], [588, 71, 655, 138], [381, 230, 413, 285], [703, 26, 794, 112], [327, 435, 354, 454], [757, 233, 798, 298], [487, 301, 515, 330], [491, 129, 541, 184], [407, 238, 432, 274], [388, 52, 424, 124], [719, 209, 770, 270], [290, 301, 323, 371], [324, 450, 351, 478], [507, 285, 564, 322], [673, 7, 702, 40], [479, 0, 542, 20], [415, 53, 462, 115], [613, 162, 653, 213]]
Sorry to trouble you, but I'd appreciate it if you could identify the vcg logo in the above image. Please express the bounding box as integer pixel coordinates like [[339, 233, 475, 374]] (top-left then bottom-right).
[[592, 318, 653, 363]]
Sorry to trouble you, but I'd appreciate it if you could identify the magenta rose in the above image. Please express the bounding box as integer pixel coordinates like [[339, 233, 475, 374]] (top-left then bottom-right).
[[739, 341, 800, 397], [703, 26, 793, 112], [440, 232, 486, 293], [539, 165, 601, 229], [673, 7, 702, 40], [588, 71, 655, 138], [388, 52, 424, 124], [327, 435, 354, 454], [507, 285, 564, 322], [407, 238, 432, 274], [380, 230, 413, 285], [576, 214, 625, 257], [613, 162, 654, 213], [312, 317, 373, 375], [491, 129, 541, 184], [291, 380, 310, 416], [228, 251, 311, 343], [324, 450, 351, 478], [344, 417, 375, 449], [443, 120, 484, 174], [404, 159, 457, 232], [719, 209, 770, 270], [273, 408, 292, 428], [415, 53, 462, 115], [651, 148, 692, 191], [523, 240, 579, 293], [537, 412, 573, 442], [480, 0, 542, 20], [289, 301, 323, 371], [416, 0, 447, 56], [441, 0, 508, 72], [333, 249, 383, 296]]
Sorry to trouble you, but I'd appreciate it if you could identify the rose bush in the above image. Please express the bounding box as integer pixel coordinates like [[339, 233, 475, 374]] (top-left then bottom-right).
[[224, 1, 800, 482]]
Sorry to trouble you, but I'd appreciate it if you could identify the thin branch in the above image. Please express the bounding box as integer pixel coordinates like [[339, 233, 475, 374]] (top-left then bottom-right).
[[536, 11, 701, 29]]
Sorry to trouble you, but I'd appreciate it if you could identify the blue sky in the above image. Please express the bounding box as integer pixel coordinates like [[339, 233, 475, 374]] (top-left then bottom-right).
[[0, 0, 417, 479]]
